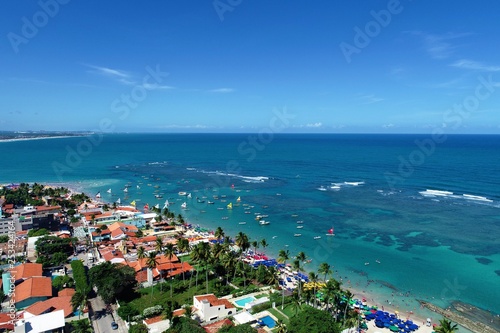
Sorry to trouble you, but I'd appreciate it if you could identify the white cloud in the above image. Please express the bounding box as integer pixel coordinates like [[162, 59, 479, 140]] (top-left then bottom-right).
[[450, 59, 500, 72], [207, 88, 234, 93], [358, 94, 384, 105], [305, 122, 323, 128], [382, 123, 395, 128], [86, 64, 131, 79], [143, 83, 175, 90], [406, 31, 472, 59]]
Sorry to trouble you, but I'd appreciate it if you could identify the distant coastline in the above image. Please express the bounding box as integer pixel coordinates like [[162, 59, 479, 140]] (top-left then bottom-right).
[[0, 132, 91, 143]]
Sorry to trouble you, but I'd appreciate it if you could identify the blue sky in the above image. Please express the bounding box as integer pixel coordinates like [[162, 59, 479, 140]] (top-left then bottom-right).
[[1, 1, 500, 133]]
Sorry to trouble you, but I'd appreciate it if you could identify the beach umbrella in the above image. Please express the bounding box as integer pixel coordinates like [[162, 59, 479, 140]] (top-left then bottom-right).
[[389, 325, 399, 332]]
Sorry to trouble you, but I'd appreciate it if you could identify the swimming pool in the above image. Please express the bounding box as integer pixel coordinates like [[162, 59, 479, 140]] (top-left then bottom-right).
[[259, 315, 276, 328], [234, 296, 256, 307]]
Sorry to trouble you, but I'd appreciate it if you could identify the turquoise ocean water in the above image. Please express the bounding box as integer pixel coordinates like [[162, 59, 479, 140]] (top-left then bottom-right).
[[1, 133, 499, 324]]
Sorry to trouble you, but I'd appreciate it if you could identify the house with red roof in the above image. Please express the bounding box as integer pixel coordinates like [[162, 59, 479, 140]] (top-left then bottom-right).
[[193, 294, 236, 322], [14, 276, 53, 309], [24, 295, 74, 318]]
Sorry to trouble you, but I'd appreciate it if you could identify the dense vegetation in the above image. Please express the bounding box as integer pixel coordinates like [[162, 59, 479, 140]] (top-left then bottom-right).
[[89, 261, 136, 304], [35, 235, 76, 268]]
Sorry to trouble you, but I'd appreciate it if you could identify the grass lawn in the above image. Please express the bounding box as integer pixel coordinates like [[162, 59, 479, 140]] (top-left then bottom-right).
[[267, 308, 289, 324]]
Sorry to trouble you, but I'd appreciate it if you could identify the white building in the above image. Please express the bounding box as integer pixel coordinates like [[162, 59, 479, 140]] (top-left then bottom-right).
[[15, 309, 65, 333], [193, 294, 236, 322]]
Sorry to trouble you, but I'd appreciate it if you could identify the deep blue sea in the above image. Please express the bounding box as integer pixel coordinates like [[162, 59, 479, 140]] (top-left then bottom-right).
[[1, 133, 499, 323]]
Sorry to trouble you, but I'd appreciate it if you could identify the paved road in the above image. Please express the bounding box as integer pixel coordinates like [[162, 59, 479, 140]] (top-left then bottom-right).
[[89, 295, 128, 333]]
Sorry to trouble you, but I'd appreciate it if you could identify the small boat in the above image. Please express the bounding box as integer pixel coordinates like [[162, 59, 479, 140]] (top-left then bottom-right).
[[296, 221, 303, 224], [95, 192, 101, 198], [259, 220, 270, 225], [181, 202, 187, 209], [107, 189, 112, 194], [376, 260, 381, 264], [238, 222, 247, 225], [187, 193, 192, 199], [236, 196, 241, 202], [326, 227, 335, 236], [221, 216, 229, 220], [364, 262, 370, 266], [197, 198, 205, 203], [163, 200, 169, 208], [178, 191, 187, 196], [314, 236, 321, 240], [272, 236, 278, 239], [123, 188, 128, 192], [207, 201, 214, 204], [155, 194, 163, 199], [296, 226, 303, 229], [244, 211, 251, 214], [294, 233, 302, 237], [137, 185, 141, 189], [227, 202, 233, 210]]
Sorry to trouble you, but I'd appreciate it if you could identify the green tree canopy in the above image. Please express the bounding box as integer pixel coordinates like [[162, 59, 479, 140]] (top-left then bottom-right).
[[52, 275, 74, 291], [89, 262, 136, 304], [288, 307, 340, 333], [218, 323, 257, 333], [130, 323, 149, 333]]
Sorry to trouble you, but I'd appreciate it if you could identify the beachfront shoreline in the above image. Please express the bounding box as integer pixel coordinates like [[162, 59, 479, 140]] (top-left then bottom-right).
[[25, 182, 488, 333]]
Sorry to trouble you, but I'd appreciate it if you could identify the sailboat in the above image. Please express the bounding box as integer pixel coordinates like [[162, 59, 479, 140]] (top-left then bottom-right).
[[123, 187, 128, 193], [326, 227, 335, 236], [187, 193, 192, 199], [236, 196, 241, 202], [130, 200, 136, 207], [116, 198, 121, 205], [163, 200, 169, 209], [181, 202, 187, 209], [107, 188, 112, 194], [227, 202, 233, 210], [95, 192, 101, 198]]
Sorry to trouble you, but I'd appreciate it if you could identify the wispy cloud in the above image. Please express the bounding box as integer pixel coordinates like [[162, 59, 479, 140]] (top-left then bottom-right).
[[406, 31, 472, 59], [358, 94, 384, 105], [207, 88, 234, 93], [143, 83, 175, 90], [450, 59, 500, 72], [85, 64, 131, 81]]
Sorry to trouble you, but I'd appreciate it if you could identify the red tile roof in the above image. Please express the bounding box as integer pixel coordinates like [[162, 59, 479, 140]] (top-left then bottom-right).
[[144, 315, 164, 325], [58, 288, 76, 297], [14, 277, 53, 303], [0, 313, 15, 330], [203, 318, 233, 333], [35, 205, 61, 212], [194, 294, 234, 310], [24, 295, 73, 317], [13, 263, 43, 281]]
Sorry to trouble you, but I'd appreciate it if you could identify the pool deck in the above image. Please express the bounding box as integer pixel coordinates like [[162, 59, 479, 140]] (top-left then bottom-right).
[[253, 310, 279, 332]]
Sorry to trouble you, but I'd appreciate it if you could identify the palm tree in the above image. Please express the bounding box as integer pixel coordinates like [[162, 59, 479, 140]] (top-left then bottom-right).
[[192, 242, 211, 293], [260, 238, 268, 252], [137, 246, 146, 260], [318, 262, 332, 282], [176, 238, 190, 254], [214, 226, 225, 240], [71, 319, 93, 333], [155, 236, 164, 253], [308, 271, 319, 308], [277, 249, 290, 309], [290, 291, 303, 316], [275, 319, 287, 333], [435, 319, 459, 333], [70, 291, 87, 319], [296, 251, 307, 298], [234, 232, 250, 287], [251, 240, 259, 255], [342, 289, 353, 323], [146, 252, 159, 302]]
